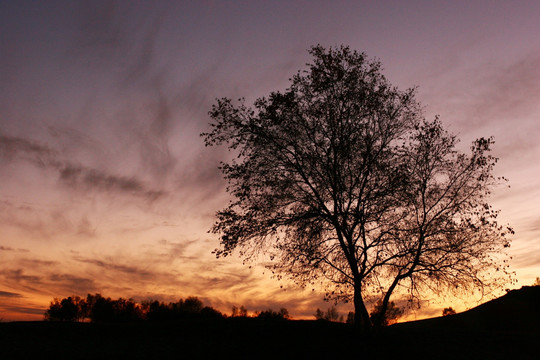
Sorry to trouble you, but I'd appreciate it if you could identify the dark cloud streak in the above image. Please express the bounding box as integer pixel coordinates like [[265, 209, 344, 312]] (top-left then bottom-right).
[[58, 164, 165, 201], [73, 256, 155, 279], [0, 135, 54, 167], [0, 264, 98, 299], [47, 273, 98, 294], [0, 290, 22, 298], [0, 269, 43, 293], [0, 134, 166, 201], [1, 305, 45, 316]]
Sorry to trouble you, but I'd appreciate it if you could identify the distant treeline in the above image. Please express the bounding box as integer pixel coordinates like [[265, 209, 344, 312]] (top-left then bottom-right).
[[44, 294, 290, 322]]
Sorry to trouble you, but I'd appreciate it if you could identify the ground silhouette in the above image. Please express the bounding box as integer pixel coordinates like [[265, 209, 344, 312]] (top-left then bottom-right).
[[1, 286, 538, 359], [379, 286, 540, 359]]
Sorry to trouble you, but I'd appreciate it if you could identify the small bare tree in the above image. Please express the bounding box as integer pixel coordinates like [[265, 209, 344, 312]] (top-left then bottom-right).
[[314, 306, 341, 322], [231, 305, 248, 317]]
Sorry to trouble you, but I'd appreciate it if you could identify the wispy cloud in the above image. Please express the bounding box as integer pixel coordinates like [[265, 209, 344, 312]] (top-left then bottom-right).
[[1, 305, 45, 316], [0, 269, 43, 293], [73, 256, 155, 280], [0, 135, 54, 167], [0, 201, 81, 241], [0, 264, 98, 299], [0, 290, 22, 298], [0, 245, 29, 253], [0, 134, 166, 201], [17, 258, 58, 268], [58, 164, 165, 201], [422, 53, 540, 137], [47, 273, 98, 295]]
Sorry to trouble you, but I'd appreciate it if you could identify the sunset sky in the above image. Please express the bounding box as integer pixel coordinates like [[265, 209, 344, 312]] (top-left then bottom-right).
[[1, 0, 540, 321]]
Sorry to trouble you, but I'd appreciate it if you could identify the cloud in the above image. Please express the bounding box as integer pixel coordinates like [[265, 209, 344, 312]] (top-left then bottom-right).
[[511, 248, 540, 268], [0, 135, 54, 167], [0, 290, 22, 298], [0, 264, 99, 300], [1, 305, 45, 316], [0, 201, 77, 241], [77, 216, 96, 237], [0, 134, 166, 201], [119, 6, 165, 86], [1, 269, 42, 284], [73, 256, 156, 280], [425, 53, 540, 134], [47, 273, 98, 295], [17, 258, 58, 268], [478, 55, 540, 118], [74, 0, 123, 55], [526, 218, 540, 233], [191, 270, 256, 294], [68, 2, 179, 184], [58, 164, 165, 201], [151, 239, 200, 261], [0, 269, 43, 293]]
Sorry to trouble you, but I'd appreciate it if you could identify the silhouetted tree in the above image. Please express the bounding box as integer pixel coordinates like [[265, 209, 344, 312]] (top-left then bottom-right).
[[314, 306, 341, 322], [256, 308, 290, 320], [44, 296, 85, 322], [231, 305, 248, 317], [143, 300, 171, 321], [200, 306, 225, 319], [370, 299, 403, 326], [179, 296, 204, 314], [203, 45, 513, 333], [442, 307, 456, 316], [112, 297, 143, 321], [86, 294, 115, 322], [45, 294, 223, 322]]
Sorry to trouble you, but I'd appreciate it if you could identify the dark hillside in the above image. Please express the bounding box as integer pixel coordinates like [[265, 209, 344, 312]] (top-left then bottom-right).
[[392, 286, 540, 333], [456, 285, 540, 331], [381, 286, 540, 359]]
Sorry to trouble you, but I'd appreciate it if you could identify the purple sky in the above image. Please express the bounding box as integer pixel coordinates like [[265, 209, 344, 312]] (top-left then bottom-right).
[[1, 0, 540, 321]]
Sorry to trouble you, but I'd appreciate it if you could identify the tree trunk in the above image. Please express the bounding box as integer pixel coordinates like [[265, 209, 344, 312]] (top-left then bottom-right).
[[374, 276, 400, 329], [353, 283, 372, 335]]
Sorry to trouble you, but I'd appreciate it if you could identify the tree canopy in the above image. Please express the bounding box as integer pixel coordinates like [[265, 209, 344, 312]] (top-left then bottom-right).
[[203, 45, 513, 332]]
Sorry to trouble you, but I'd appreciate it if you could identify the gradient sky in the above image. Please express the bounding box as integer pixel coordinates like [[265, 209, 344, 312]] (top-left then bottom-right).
[[1, 0, 539, 321]]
